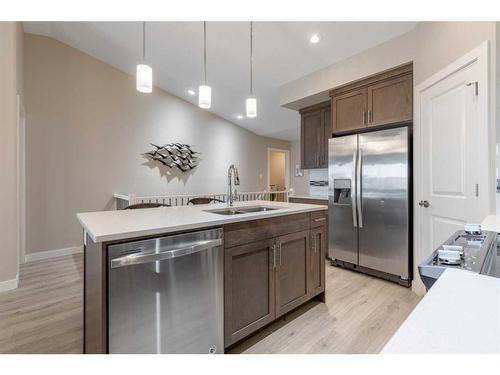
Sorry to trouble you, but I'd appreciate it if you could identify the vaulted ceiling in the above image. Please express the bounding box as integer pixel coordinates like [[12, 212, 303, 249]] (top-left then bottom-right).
[[24, 22, 417, 140]]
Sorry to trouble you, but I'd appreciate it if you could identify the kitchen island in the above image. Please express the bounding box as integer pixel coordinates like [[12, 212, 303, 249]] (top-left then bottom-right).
[[77, 200, 328, 354]]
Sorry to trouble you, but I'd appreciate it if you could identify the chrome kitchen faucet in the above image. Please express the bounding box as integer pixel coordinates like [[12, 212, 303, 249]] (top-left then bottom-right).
[[227, 164, 240, 207]]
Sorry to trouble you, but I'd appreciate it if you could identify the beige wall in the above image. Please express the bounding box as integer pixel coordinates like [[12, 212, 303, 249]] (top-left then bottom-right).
[[24, 34, 289, 254], [0, 22, 21, 285], [16, 23, 24, 98], [413, 22, 496, 85], [282, 22, 496, 110], [269, 151, 286, 191], [289, 140, 310, 195], [281, 31, 416, 109]]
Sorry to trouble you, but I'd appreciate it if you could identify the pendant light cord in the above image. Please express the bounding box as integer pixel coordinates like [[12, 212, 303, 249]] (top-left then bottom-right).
[[203, 21, 207, 84], [250, 21, 253, 96], [142, 21, 146, 61]]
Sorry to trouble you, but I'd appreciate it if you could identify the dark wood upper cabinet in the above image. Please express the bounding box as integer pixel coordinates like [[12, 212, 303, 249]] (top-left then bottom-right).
[[330, 63, 413, 134], [300, 102, 330, 169], [299, 64, 412, 170], [367, 73, 412, 127], [331, 88, 367, 132], [300, 110, 322, 169], [322, 106, 331, 168], [275, 230, 310, 318], [224, 238, 276, 347]]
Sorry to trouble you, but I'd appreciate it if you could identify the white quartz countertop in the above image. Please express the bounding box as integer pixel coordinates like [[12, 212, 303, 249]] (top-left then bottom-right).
[[382, 268, 500, 354], [77, 200, 327, 243], [481, 214, 500, 233], [289, 194, 328, 201]]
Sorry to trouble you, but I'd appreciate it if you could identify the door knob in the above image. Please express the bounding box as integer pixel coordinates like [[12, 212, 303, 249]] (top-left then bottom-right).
[[418, 200, 430, 208]]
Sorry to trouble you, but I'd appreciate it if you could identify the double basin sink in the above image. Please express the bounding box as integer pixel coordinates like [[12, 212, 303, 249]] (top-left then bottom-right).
[[204, 205, 280, 216]]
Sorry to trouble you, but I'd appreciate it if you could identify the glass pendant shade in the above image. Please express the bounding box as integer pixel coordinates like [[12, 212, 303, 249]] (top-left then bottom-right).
[[198, 85, 212, 109], [246, 97, 257, 118], [136, 64, 152, 93]]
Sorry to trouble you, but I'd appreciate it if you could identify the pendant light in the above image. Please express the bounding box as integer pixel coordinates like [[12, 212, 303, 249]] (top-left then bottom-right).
[[136, 21, 152, 93], [198, 21, 211, 109], [246, 21, 257, 118]]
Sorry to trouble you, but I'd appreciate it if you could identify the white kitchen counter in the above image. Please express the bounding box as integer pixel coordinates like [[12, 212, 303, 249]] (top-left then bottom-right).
[[481, 214, 500, 233], [77, 200, 327, 243], [382, 268, 500, 354]]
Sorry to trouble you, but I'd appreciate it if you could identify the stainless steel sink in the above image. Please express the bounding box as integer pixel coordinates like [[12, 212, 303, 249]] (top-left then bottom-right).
[[238, 206, 280, 213], [204, 206, 280, 216], [204, 208, 246, 215]]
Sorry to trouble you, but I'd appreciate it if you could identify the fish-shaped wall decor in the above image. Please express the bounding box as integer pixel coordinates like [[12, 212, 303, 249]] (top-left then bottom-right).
[[143, 143, 199, 172]]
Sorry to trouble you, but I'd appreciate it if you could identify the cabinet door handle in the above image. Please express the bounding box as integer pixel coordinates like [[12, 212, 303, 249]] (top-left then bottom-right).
[[368, 110, 372, 123], [313, 236, 317, 254], [272, 244, 276, 268], [314, 217, 326, 222], [278, 242, 282, 266], [362, 111, 366, 125]]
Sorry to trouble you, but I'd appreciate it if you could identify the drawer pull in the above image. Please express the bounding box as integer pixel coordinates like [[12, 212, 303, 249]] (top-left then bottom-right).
[[313, 217, 326, 222]]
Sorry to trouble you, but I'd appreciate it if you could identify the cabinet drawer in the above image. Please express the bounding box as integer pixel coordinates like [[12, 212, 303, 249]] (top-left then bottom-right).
[[289, 197, 328, 206], [310, 210, 327, 228], [224, 213, 310, 248]]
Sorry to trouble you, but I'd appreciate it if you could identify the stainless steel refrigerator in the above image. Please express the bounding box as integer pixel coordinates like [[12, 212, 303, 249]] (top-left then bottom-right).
[[328, 126, 411, 286]]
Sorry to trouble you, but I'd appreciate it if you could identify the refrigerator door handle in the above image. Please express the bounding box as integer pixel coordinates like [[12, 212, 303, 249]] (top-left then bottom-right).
[[351, 152, 358, 228], [356, 147, 363, 228]]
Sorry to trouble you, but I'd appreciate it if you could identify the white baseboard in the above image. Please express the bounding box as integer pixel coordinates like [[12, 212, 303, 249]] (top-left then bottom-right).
[[24, 246, 83, 263], [0, 274, 19, 292]]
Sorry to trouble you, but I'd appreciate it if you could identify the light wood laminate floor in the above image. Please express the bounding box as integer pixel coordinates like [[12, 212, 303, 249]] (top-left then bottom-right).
[[0, 254, 83, 353], [230, 262, 421, 354], [0, 255, 420, 354]]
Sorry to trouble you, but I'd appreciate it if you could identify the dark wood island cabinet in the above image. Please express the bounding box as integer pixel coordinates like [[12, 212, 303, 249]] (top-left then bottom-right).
[[83, 208, 327, 353], [223, 211, 327, 349]]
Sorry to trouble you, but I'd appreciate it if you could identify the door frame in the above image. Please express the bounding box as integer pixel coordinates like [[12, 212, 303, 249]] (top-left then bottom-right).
[[267, 147, 290, 192], [413, 41, 490, 295], [17, 94, 26, 265]]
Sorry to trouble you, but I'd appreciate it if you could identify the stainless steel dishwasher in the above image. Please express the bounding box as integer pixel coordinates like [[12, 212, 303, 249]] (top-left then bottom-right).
[[107, 228, 223, 354]]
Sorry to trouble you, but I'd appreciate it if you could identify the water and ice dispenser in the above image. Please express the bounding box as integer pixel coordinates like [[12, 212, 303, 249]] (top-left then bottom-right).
[[332, 179, 352, 205]]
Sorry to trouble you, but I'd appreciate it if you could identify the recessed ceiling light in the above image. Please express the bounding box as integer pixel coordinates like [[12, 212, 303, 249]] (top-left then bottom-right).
[[236, 114, 243, 119], [187, 89, 196, 96], [309, 33, 321, 44]]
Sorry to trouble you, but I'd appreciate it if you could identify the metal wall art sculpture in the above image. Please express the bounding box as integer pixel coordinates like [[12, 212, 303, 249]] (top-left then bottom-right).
[[144, 143, 199, 172]]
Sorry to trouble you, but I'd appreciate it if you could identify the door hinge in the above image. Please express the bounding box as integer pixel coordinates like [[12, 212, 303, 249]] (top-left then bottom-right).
[[466, 81, 479, 96]]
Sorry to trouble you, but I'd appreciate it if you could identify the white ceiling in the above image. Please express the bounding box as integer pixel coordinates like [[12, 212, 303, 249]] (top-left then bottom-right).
[[23, 22, 417, 140]]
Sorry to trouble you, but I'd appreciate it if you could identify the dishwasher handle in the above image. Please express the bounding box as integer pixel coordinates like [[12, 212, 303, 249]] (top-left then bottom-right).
[[110, 238, 222, 269]]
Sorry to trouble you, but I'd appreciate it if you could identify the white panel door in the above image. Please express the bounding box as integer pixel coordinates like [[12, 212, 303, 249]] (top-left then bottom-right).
[[415, 43, 489, 294]]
